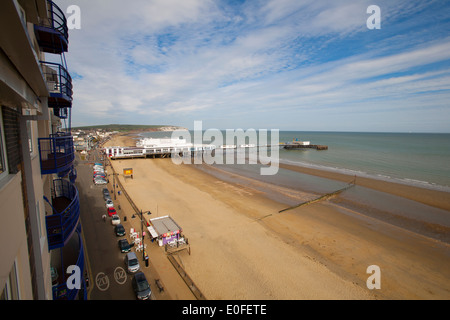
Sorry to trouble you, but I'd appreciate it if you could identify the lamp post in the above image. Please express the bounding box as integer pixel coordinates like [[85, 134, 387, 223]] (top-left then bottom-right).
[[108, 172, 119, 200], [139, 209, 151, 261]]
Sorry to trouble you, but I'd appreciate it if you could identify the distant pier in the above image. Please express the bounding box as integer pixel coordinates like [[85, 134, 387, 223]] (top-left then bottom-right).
[[282, 144, 328, 150], [281, 138, 328, 150]]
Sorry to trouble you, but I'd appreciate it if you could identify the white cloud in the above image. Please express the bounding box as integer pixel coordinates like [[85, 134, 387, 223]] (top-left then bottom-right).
[[53, 0, 450, 132]]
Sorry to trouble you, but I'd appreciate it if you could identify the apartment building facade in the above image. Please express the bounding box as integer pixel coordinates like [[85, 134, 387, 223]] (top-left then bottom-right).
[[0, 0, 85, 300]]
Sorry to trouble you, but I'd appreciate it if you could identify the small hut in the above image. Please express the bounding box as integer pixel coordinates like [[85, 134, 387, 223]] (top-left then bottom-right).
[[147, 215, 182, 247]]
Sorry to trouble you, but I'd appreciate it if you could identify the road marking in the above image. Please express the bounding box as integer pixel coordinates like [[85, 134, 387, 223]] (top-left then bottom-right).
[[95, 272, 110, 291], [114, 267, 128, 285]]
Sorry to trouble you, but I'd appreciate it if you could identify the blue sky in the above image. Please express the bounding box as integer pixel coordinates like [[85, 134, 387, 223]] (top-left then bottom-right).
[[54, 0, 450, 132]]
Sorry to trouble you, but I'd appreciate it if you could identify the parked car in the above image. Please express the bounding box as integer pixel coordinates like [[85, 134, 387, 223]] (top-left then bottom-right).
[[115, 224, 126, 236], [118, 239, 131, 253], [102, 188, 111, 201], [111, 214, 120, 225], [107, 207, 117, 217], [105, 199, 114, 208], [132, 272, 151, 300], [125, 252, 140, 273], [94, 178, 107, 185]]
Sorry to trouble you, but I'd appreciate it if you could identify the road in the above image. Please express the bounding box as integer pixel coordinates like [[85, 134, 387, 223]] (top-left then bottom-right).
[[75, 152, 136, 300]]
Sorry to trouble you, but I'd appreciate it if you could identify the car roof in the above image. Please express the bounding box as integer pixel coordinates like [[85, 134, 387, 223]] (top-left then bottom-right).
[[127, 252, 137, 259], [134, 272, 148, 283]]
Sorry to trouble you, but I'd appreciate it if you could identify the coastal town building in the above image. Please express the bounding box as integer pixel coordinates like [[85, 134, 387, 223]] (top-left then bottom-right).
[[0, 0, 84, 299]]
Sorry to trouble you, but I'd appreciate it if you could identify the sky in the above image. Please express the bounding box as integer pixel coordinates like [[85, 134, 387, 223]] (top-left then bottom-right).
[[52, 0, 450, 132]]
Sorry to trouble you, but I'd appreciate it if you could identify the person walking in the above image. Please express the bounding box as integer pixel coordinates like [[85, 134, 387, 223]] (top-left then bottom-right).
[[102, 214, 106, 222]]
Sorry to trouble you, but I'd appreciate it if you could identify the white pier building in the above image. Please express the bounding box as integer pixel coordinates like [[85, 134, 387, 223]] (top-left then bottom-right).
[[103, 138, 215, 159]]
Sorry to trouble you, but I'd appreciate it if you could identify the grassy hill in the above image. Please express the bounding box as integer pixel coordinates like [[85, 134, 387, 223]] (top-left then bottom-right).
[[72, 124, 184, 132]]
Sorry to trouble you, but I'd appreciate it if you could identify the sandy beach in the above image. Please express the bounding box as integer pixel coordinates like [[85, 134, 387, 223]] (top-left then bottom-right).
[[103, 134, 450, 299]]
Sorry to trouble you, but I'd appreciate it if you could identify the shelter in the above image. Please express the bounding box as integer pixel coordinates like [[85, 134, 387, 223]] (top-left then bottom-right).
[[148, 215, 182, 247]]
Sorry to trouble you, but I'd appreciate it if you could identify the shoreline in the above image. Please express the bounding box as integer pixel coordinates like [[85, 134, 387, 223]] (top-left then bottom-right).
[[279, 163, 450, 212], [103, 134, 450, 299], [103, 132, 450, 211]]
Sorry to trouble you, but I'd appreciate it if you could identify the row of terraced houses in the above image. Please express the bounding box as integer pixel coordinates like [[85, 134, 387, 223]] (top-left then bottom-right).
[[1, 0, 85, 299]]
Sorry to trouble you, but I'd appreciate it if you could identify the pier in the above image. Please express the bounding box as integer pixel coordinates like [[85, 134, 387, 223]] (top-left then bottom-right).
[[102, 137, 328, 160], [282, 144, 328, 150]]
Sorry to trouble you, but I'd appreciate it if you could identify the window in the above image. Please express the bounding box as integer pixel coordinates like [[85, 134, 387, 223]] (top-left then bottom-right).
[[1, 261, 20, 300], [0, 108, 8, 179]]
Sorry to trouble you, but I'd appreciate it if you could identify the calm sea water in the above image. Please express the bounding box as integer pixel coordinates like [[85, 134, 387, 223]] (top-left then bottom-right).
[[140, 131, 450, 192]]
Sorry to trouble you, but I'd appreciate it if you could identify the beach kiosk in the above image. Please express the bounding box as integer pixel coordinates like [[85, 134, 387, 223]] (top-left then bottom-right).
[[148, 215, 182, 246], [148, 215, 190, 254]]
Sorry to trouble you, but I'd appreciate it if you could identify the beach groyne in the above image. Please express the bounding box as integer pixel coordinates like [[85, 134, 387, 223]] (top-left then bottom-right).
[[278, 181, 355, 213]]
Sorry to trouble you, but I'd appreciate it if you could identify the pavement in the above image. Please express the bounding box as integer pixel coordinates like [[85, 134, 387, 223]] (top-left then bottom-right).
[[86, 149, 196, 300]]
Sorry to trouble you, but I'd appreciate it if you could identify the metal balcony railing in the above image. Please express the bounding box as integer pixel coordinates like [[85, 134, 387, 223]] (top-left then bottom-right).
[[38, 133, 75, 175], [34, 0, 69, 53], [53, 107, 68, 119], [45, 179, 80, 250], [41, 61, 73, 108], [51, 227, 86, 300]]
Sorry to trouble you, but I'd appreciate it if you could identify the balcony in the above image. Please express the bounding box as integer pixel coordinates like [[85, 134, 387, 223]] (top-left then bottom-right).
[[53, 107, 68, 119], [38, 133, 75, 175], [45, 179, 80, 250], [34, 0, 68, 54], [51, 226, 86, 300], [41, 61, 73, 109]]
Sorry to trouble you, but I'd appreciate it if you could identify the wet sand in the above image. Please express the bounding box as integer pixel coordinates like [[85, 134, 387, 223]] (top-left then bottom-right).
[[104, 134, 450, 299], [279, 163, 450, 212]]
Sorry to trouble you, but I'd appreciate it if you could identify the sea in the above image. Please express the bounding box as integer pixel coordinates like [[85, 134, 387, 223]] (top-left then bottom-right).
[[139, 130, 450, 241], [140, 130, 450, 192]]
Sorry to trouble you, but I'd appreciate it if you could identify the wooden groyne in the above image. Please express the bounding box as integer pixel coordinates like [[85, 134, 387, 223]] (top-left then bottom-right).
[[278, 181, 355, 213]]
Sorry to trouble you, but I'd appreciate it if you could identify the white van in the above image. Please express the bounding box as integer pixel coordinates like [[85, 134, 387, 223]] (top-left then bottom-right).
[[125, 252, 140, 273]]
